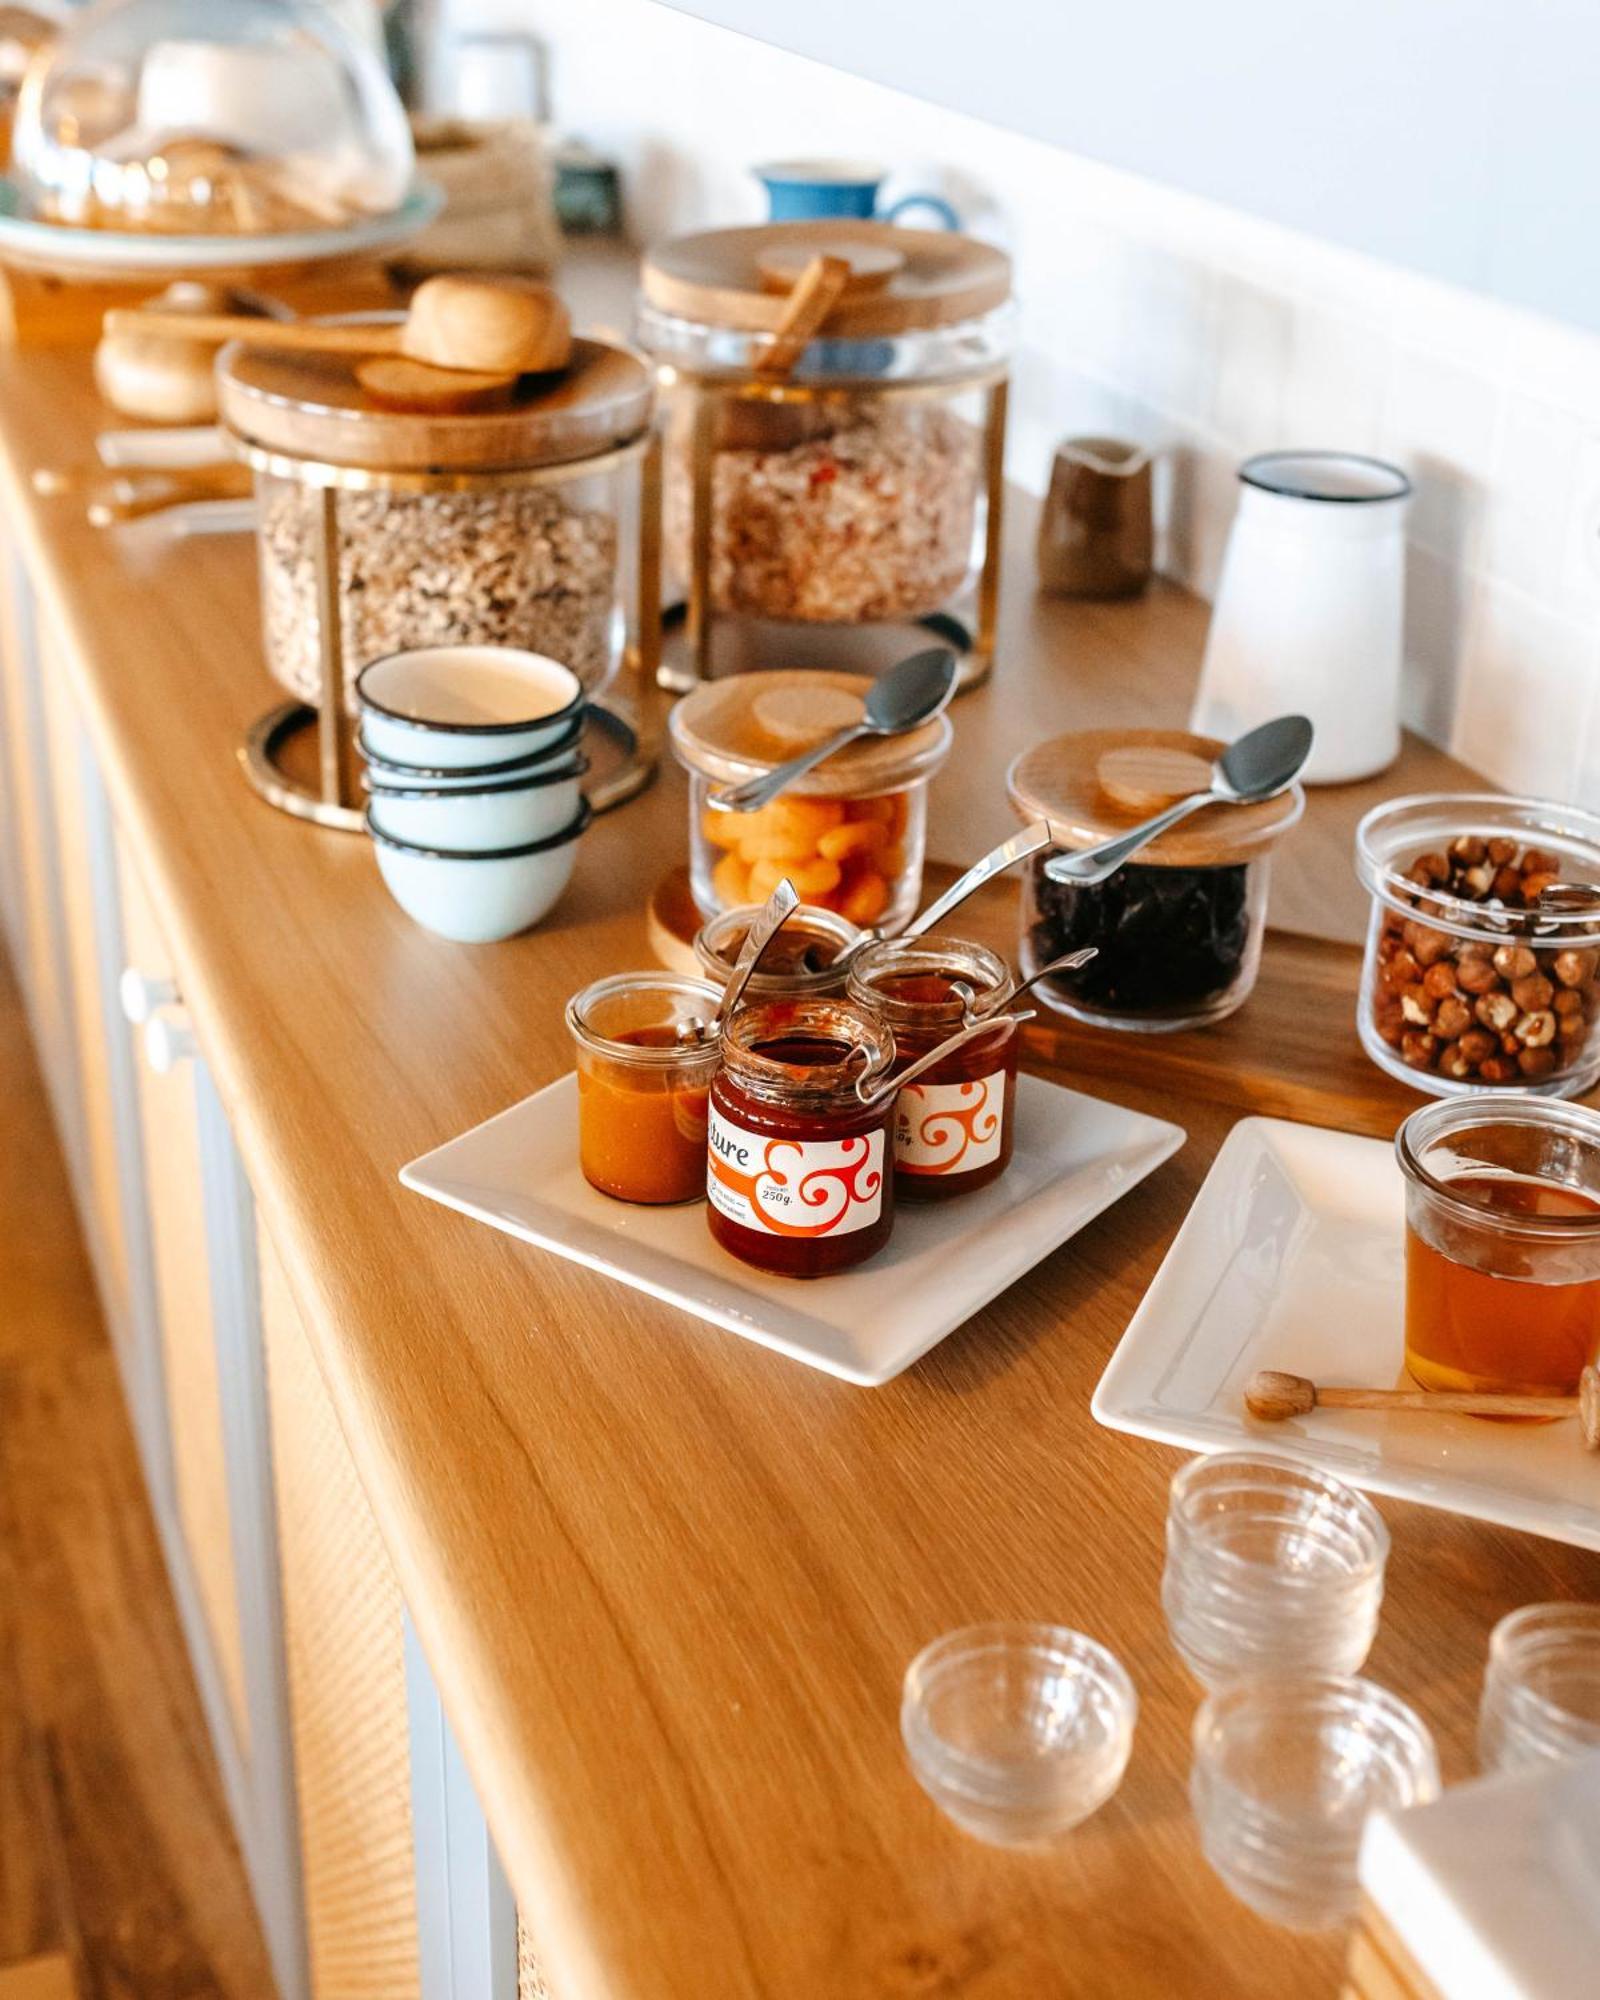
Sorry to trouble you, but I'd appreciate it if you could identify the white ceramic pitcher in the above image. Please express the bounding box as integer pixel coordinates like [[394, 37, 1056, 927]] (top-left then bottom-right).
[[1191, 451, 1410, 785]]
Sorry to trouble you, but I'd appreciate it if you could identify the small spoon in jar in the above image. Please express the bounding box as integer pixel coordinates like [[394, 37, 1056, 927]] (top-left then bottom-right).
[[966, 947, 1098, 1019], [1044, 714, 1313, 887], [708, 648, 957, 814], [852, 1008, 1038, 1109], [686, 876, 802, 1045]]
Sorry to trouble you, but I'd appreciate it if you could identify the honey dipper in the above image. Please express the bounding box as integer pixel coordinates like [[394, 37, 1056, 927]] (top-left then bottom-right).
[[1244, 1367, 1600, 1449]]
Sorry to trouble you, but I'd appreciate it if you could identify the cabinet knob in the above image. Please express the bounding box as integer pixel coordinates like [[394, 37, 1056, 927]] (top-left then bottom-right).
[[120, 966, 179, 1025], [143, 1013, 197, 1074]]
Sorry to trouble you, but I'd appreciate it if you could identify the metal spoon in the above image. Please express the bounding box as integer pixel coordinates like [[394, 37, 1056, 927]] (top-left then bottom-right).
[[852, 1009, 1037, 1109], [708, 648, 957, 814], [697, 876, 801, 1041], [971, 947, 1099, 1018], [1044, 714, 1314, 887]]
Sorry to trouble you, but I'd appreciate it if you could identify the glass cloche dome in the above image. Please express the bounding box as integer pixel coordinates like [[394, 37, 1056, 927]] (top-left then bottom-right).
[[11, 0, 414, 236]]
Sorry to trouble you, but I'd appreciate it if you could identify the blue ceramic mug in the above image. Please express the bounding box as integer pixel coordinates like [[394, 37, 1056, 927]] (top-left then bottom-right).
[[754, 159, 959, 230]]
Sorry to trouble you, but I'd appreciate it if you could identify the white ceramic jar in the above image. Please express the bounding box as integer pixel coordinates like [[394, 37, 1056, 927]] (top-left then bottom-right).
[[1192, 452, 1410, 786]]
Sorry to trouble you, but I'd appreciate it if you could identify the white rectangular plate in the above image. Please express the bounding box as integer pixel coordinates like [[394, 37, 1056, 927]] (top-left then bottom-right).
[[1092, 1115, 1600, 1551], [401, 1072, 1184, 1386]]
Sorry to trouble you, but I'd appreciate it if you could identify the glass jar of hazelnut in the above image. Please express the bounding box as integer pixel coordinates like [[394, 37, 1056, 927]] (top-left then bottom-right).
[[1356, 794, 1600, 1098]]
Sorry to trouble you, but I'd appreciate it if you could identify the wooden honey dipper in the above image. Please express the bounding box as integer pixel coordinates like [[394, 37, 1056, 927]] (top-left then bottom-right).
[[1244, 1367, 1600, 1448], [103, 274, 574, 412]]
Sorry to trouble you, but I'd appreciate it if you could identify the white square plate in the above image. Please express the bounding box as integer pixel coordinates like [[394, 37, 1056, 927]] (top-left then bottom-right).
[[401, 1073, 1185, 1386], [1092, 1116, 1600, 1550]]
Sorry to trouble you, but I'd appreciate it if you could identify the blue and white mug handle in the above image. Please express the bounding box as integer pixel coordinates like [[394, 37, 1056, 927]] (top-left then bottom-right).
[[881, 191, 960, 230]]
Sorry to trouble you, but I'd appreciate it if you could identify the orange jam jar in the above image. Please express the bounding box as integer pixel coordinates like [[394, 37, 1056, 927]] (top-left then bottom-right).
[[567, 973, 721, 1204], [1397, 1094, 1600, 1400], [847, 937, 1017, 1200], [707, 998, 896, 1276]]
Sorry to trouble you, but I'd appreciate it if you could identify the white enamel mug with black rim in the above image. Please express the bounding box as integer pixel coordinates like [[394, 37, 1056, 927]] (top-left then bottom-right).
[[364, 752, 588, 851], [356, 645, 586, 772]]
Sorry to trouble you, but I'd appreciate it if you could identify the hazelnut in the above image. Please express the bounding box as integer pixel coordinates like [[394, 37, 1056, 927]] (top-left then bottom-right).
[[1401, 986, 1437, 1025], [1384, 948, 1422, 990], [1518, 1046, 1558, 1078], [1490, 866, 1524, 903], [1440, 1046, 1477, 1080], [1376, 1010, 1406, 1048], [1554, 986, 1585, 1017], [1475, 990, 1518, 1033], [1423, 961, 1459, 1001], [1521, 848, 1559, 878], [1400, 1030, 1439, 1070], [1410, 852, 1450, 887], [1410, 926, 1452, 967], [1433, 996, 1473, 1040], [1515, 1009, 1557, 1048], [1458, 1028, 1496, 1063], [1554, 949, 1597, 988], [1461, 865, 1495, 898], [1521, 872, 1560, 903], [1510, 972, 1555, 1011], [1486, 837, 1518, 867], [1501, 1032, 1522, 1057], [1456, 954, 1500, 995], [1478, 1055, 1517, 1082], [1493, 944, 1538, 981], [1559, 1011, 1588, 1044], [1449, 834, 1488, 866]]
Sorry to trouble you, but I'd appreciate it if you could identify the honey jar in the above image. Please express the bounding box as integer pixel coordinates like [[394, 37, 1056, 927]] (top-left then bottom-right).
[[847, 936, 1017, 1199], [1397, 1094, 1600, 1400]]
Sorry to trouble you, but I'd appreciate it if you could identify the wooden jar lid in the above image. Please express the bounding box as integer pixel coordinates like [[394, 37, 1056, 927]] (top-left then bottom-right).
[[1007, 728, 1304, 867], [640, 221, 1012, 338], [216, 333, 653, 472], [668, 669, 952, 797]]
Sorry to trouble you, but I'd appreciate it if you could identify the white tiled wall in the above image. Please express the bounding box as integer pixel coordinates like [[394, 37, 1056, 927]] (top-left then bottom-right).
[[441, 0, 1600, 804]]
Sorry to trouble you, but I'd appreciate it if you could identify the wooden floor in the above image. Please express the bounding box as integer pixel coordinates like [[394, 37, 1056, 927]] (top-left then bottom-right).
[[0, 947, 277, 2000]]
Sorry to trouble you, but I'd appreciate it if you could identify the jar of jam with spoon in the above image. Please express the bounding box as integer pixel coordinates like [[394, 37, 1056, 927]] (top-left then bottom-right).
[[695, 900, 863, 1000], [847, 937, 1017, 1199]]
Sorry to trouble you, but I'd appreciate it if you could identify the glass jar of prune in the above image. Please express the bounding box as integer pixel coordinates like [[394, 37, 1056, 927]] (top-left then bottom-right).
[[707, 998, 896, 1276], [847, 937, 1017, 1199], [695, 901, 863, 1000], [1006, 729, 1303, 1032]]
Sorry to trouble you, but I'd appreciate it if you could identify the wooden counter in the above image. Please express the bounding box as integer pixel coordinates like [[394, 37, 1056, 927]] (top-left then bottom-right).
[[0, 258, 1594, 2000]]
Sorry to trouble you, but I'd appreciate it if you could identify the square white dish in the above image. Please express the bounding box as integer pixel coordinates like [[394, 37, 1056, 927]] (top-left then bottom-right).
[[401, 1072, 1185, 1386], [1092, 1115, 1600, 1551]]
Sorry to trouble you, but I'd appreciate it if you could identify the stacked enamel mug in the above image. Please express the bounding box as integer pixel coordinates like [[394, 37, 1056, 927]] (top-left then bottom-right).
[[357, 646, 591, 942]]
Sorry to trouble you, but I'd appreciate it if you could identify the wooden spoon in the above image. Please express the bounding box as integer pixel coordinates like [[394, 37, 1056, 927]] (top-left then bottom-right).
[[754, 254, 852, 379], [1244, 1366, 1600, 1448], [102, 274, 574, 400]]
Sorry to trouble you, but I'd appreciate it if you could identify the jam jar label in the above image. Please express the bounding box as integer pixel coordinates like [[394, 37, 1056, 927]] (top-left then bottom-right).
[[894, 1072, 1007, 1177], [707, 1111, 886, 1237]]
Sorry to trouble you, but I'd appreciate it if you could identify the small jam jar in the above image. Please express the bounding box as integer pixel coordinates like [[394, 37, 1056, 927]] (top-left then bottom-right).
[[847, 937, 1017, 1200], [567, 973, 722, 1204], [707, 998, 896, 1276], [695, 901, 863, 1000]]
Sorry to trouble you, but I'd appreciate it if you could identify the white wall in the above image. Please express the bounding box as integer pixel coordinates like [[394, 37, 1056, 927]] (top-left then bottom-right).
[[442, 0, 1600, 806]]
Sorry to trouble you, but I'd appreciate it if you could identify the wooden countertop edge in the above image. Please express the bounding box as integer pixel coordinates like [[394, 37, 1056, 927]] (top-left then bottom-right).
[[0, 443, 673, 1996]]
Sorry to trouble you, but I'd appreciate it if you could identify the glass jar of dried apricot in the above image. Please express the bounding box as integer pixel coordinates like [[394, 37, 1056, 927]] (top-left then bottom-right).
[[668, 669, 952, 932], [566, 972, 722, 1204]]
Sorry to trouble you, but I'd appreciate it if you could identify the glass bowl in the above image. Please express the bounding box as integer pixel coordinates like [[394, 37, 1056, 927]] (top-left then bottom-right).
[[1355, 793, 1600, 1098], [1479, 1603, 1600, 1774], [900, 1623, 1136, 1845], [1162, 1453, 1389, 1689], [1191, 1673, 1440, 1930], [12, 0, 413, 237]]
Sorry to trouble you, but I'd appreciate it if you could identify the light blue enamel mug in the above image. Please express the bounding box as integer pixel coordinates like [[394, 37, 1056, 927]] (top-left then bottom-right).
[[754, 158, 960, 229]]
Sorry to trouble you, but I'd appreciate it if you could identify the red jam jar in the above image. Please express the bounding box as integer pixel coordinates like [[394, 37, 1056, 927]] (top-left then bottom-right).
[[707, 998, 896, 1276], [848, 937, 1017, 1200]]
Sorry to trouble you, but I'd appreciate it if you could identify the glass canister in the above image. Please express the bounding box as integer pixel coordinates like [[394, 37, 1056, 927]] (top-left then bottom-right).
[[1396, 1094, 1600, 1399], [847, 936, 1017, 1199], [1356, 794, 1600, 1097], [694, 901, 862, 999], [1006, 729, 1303, 1032], [637, 219, 1013, 691], [567, 972, 722, 1205], [707, 997, 896, 1276], [217, 329, 662, 827], [669, 669, 951, 930]]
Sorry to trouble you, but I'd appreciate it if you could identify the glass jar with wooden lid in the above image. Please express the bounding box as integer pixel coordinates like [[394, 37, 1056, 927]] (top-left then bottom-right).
[[669, 668, 952, 932], [636, 220, 1013, 691], [1006, 729, 1304, 1031], [217, 327, 661, 830]]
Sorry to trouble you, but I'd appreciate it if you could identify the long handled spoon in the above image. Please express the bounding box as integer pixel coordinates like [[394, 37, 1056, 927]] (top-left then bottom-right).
[[755, 253, 852, 379], [709, 648, 957, 813], [1045, 713, 1313, 886], [700, 877, 802, 1041], [970, 947, 1098, 1017], [1244, 1367, 1600, 1449]]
